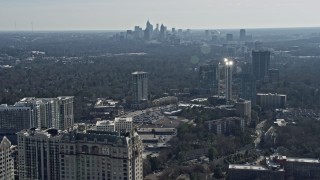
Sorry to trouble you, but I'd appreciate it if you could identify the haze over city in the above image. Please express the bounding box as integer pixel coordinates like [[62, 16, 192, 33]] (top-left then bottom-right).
[[1, 0, 320, 30]]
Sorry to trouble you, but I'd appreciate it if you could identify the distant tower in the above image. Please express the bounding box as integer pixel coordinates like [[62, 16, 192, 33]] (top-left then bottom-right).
[[144, 20, 153, 40], [132, 72, 148, 109], [224, 59, 233, 102], [226, 33, 233, 41], [240, 29, 246, 41], [252, 50, 270, 81], [199, 63, 220, 95]]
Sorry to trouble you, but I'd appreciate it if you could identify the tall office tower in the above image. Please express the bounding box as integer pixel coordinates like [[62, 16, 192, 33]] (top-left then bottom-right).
[[252, 50, 270, 81], [59, 130, 143, 180], [144, 20, 153, 40], [224, 59, 233, 102], [57, 96, 74, 130], [226, 33, 233, 41], [132, 72, 148, 103], [0, 136, 14, 180], [17, 128, 61, 180], [199, 63, 220, 95], [239, 73, 257, 104], [160, 24, 167, 40], [240, 29, 246, 41], [0, 104, 32, 132], [16, 96, 74, 130]]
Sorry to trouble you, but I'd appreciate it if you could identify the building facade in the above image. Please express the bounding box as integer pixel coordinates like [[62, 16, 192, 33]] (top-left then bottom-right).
[[205, 117, 245, 135], [256, 93, 287, 109], [132, 72, 148, 109], [235, 99, 252, 121], [0, 104, 32, 132], [59, 130, 143, 180], [0, 136, 15, 180], [17, 128, 61, 180], [199, 63, 220, 95], [252, 50, 271, 81], [115, 117, 133, 133]]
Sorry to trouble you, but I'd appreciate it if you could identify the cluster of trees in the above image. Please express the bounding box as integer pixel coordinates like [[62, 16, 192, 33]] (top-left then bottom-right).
[[224, 150, 259, 164]]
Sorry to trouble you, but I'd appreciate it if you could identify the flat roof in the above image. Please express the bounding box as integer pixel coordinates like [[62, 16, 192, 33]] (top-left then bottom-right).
[[132, 71, 147, 75], [286, 157, 320, 163]]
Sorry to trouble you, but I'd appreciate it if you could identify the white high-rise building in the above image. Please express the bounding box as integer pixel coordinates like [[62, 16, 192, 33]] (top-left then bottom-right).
[[16, 96, 74, 130], [132, 72, 148, 103], [0, 136, 14, 180]]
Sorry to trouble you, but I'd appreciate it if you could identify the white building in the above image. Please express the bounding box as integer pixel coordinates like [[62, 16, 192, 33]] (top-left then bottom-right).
[[0, 136, 14, 180], [115, 117, 133, 133], [132, 72, 148, 109], [96, 120, 115, 132], [16, 96, 74, 130]]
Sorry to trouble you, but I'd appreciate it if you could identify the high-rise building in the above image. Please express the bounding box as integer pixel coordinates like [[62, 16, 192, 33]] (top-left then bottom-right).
[[18, 128, 144, 180], [16, 96, 74, 130], [224, 59, 233, 102], [0, 104, 32, 132], [17, 128, 61, 180], [144, 20, 153, 40], [235, 99, 252, 121], [199, 63, 220, 94], [256, 93, 287, 109], [239, 73, 256, 104], [0, 136, 15, 180], [252, 51, 271, 81], [240, 29, 246, 41], [132, 72, 148, 109], [268, 69, 280, 83]]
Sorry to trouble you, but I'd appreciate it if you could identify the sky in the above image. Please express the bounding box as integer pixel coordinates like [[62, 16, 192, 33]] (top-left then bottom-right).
[[0, 0, 319, 31]]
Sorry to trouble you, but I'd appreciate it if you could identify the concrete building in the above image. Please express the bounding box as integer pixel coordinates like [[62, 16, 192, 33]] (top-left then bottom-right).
[[90, 98, 123, 119], [18, 128, 143, 180], [96, 120, 115, 132], [115, 117, 133, 133], [256, 93, 287, 109], [252, 50, 270, 81], [0, 104, 32, 132], [0, 136, 15, 180], [59, 130, 143, 180], [16, 96, 74, 130], [235, 99, 251, 121], [268, 69, 280, 83], [17, 128, 61, 180], [205, 117, 245, 135], [132, 72, 148, 109]]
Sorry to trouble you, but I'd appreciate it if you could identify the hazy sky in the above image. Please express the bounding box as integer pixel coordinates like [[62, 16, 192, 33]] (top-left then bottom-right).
[[0, 0, 319, 30]]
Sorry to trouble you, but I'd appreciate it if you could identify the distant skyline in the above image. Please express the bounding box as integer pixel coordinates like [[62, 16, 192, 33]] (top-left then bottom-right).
[[0, 0, 319, 31]]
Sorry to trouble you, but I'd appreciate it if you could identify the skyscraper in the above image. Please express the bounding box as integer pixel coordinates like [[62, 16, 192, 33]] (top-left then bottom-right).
[[239, 73, 257, 104], [18, 128, 144, 180], [132, 71, 148, 108], [17, 128, 61, 180], [144, 20, 153, 40], [240, 29, 246, 41], [199, 63, 220, 94], [226, 33, 233, 41], [59, 130, 143, 180], [16, 96, 74, 130], [224, 59, 233, 102], [252, 51, 270, 81], [0, 136, 14, 180]]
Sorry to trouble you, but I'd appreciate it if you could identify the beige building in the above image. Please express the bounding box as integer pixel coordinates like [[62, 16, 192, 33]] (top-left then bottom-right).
[[96, 120, 115, 132], [0, 136, 14, 180], [17, 128, 61, 180], [59, 130, 143, 180], [115, 117, 133, 133]]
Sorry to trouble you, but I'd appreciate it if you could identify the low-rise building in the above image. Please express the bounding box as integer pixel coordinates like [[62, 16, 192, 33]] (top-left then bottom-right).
[[256, 93, 286, 109], [205, 117, 245, 135]]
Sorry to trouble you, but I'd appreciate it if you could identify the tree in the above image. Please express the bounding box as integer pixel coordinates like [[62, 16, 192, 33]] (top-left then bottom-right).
[[208, 147, 218, 161]]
